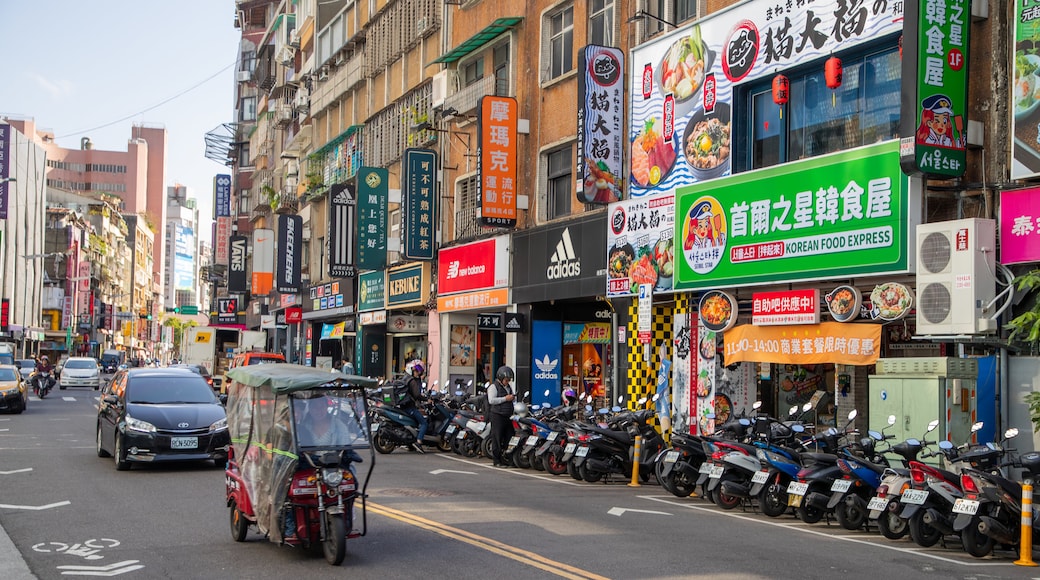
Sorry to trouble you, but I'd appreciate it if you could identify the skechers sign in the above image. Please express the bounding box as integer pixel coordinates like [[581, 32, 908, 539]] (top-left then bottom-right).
[[276, 214, 302, 293]]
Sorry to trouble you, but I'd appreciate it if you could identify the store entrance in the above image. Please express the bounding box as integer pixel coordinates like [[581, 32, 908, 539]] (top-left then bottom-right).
[[476, 330, 504, 386], [563, 343, 606, 403]]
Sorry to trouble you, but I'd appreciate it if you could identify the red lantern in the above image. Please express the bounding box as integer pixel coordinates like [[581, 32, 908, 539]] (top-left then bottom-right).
[[825, 56, 843, 90], [772, 74, 790, 105]]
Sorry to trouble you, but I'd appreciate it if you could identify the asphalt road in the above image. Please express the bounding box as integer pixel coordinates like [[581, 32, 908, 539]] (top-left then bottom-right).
[[3, 393, 1040, 579]]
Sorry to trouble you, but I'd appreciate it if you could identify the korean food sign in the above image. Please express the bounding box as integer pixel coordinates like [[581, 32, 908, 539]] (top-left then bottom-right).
[[577, 45, 624, 204], [629, 0, 902, 197], [899, 0, 970, 178], [606, 192, 675, 296], [674, 141, 909, 290], [478, 96, 518, 227], [1011, 1, 1040, 179]]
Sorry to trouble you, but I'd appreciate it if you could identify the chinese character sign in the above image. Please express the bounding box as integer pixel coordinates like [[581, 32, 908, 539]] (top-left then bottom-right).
[[577, 45, 624, 204], [0, 123, 9, 220], [606, 192, 675, 296], [403, 149, 437, 260], [478, 96, 518, 227], [214, 174, 232, 217], [357, 166, 388, 270], [1000, 188, 1040, 264], [900, 0, 970, 178], [1011, 1, 1040, 179]]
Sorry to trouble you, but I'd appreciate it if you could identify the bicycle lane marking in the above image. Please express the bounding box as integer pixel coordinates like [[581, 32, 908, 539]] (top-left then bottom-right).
[[638, 494, 1015, 568], [368, 502, 610, 580]]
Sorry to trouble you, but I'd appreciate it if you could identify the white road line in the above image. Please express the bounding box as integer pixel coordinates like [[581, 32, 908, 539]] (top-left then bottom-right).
[[438, 453, 616, 487], [0, 468, 32, 475], [63, 397, 76, 401]]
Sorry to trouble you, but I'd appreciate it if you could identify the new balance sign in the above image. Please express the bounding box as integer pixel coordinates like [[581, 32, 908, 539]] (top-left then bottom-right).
[[546, 228, 581, 279]]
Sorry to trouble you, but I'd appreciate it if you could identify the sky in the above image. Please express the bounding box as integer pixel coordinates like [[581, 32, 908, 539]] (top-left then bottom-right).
[[0, 1, 242, 247]]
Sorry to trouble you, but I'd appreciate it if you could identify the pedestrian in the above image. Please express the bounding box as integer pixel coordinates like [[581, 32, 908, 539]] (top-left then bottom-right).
[[402, 360, 428, 453], [332, 359, 343, 372], [487, 365, 516, 467]]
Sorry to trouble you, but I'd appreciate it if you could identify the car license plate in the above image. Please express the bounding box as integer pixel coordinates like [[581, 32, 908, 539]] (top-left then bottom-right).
[[664, 451, 680, 464], [901, 489, 929, 505], [576, 446, 590, 457], [787, 481, 809, 496], [953, 498, 980, 515], [699, 462, 712, 474], [751, 471, 770, 484], [547, 432, 558, 441], [831, 479, 852, 493], [526, 435, 539, 446], [867, 496, 889, 512], [709, 465, 725, 479], [171, 437, 198, 450], [564, 443, 576, 454]]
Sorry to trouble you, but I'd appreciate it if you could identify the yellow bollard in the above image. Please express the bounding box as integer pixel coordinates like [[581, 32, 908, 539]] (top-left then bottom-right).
[[1015, 481, 1038, 567], [628, 436, 643, 487]]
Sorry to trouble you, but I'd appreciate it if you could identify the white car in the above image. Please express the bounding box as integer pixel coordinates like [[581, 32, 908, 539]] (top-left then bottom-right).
[[59, 357, 101, 390]]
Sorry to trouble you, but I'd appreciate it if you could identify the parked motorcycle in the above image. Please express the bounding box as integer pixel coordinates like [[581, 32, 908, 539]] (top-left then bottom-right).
[[866, 419, 938, 539], [787, 409, 860, 524], [825, 415, 899, 531], [953, 427, 1024, 557]]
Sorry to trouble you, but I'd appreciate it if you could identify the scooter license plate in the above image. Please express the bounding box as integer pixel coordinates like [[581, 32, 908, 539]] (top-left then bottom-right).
[[751, 471, 770, 485], [455, 430, 467, 440], [508, 436, 521, 447], [564, 443, 576, 454], [547, 432, 558, 442], [709, 465, 725, 479], [576, 446, 590, 457], [867, 496, 889, 512], [171, 437, 198, 450], [953, 498, 980, 515], [370, 423, 380, 433], [787, 482, 809, 496], [526, 435, 539, 446], [788, 495, 804, 507], [831, 479, 852, 493], [445, 424, 456, 434], [901, 489, 929, 505], [664, 451, 680, 464], [698, 462, 712, 474]]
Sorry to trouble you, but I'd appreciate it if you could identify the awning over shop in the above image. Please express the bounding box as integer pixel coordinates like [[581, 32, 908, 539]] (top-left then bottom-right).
[[430, 17, 523, 64], [320, 322, 346, 340], [723, 322, 881, 366]]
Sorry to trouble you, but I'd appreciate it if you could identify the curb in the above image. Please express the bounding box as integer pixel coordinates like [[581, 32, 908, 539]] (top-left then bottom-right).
[[0, 522, 36, 580]]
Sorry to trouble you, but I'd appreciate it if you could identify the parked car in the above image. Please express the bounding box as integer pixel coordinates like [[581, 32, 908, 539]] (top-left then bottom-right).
[[96, 367, 230, 470], [59, 357, 101, 390], [14, 359, 36, 381], [169, 363, 216, 390], [0, 365, 28, 414]]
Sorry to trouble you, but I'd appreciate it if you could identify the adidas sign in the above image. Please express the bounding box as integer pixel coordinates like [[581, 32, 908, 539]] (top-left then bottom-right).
[[534, 355, 559, 380], [546, 227, 581, 279]]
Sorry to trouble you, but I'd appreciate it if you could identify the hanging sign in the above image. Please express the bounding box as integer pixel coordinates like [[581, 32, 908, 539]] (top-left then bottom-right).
[[357, 166, 388, 269], [752, 289, 819, 326], [328, 183, 357, 277], [577, 45, 624, 204], [724, 322, 882, 366], [477, 96, 518, 227], [402, 149, 437, 260]]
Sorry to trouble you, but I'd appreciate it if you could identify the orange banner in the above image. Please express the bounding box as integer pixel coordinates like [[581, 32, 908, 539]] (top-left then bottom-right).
[[437, 288, 509, 313], [723, 322, 882, 366]]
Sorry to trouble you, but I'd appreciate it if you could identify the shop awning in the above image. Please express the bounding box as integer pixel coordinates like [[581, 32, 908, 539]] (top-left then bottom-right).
[[320, 322, 346, 340], [431, 17, 523, 64], [723, 322, 881, 366]]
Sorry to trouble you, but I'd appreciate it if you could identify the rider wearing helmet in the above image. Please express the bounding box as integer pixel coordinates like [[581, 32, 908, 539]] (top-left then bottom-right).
[[487, 365, 517, 467], [402, 360, 428, 454]]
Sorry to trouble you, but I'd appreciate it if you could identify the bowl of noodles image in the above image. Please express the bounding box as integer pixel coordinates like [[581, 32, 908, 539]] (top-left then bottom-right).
[[698, 290, 737, 332], [825, 285, 862, 322]]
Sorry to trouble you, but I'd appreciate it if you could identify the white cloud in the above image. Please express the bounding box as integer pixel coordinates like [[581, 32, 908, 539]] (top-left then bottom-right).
[[30, 74, 74, 100]]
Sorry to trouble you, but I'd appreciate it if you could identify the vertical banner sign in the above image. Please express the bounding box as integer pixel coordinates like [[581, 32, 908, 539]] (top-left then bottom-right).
[[251, 228, 275, 296], [671, 312, 694, 435], [638, 283, 653, 344], [276, 214, 303, 293], [899, 0, 970, 178], [214, 216, 232, 265], [357, 166, 388, 269], [1012, 2, 1040, 179], [228, 235, 248, 292], [477, 96, 518, 227], [0, 123, 10, 219], [402, 149, 437, 260], [213, 174, 232, 218], [328, 183, 357, 277], [1, 298, 9, 332], [577, 45, 624, 204], [532, 320, 563, 409]]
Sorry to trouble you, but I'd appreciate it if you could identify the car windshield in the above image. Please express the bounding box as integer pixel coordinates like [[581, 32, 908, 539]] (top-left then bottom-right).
[[0, 368, 17, 381], [127, 376, 217, 404], [65, 360, 97, 369], [16, 360, 35, 369]]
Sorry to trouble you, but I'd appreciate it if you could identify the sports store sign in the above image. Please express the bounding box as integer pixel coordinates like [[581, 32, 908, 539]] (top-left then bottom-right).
[[675, 141, 916, 290], [436, 235, 510, 295]]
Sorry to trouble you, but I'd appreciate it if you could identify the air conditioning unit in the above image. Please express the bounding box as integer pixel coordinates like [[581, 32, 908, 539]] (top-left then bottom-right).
[[293, 90, 309, 114], [317, 66, 329, 81], [915, 218, 997, 335], [431, 69, 458, 109], [278, 46, 294, 66], [236, 70, 251, 82], [289, 29, 300, 49]]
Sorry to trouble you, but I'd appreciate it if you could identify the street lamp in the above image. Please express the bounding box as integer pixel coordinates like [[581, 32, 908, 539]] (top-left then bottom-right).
[[626, 10, 677, 28]]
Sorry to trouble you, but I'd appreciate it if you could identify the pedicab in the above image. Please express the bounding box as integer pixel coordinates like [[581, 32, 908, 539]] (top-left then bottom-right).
[[224, 364, 378, 565]]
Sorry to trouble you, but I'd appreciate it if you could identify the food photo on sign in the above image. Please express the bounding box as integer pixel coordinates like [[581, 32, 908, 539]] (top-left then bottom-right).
[[606, 193, 676, 296]]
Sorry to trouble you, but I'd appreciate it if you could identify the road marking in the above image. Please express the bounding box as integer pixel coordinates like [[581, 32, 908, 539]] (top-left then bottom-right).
[[437, 454, 617, 487], [369, 502, 609, 580], [63, 397, 76, 401], [429, 469, 477, 475], [639, 495, 1015, 567], [607, 507, 671, 517], [0, 468, 32, 475], [56, 560, 143, 576], [0, 429, 8, 432], [0, 501, 71, 511]]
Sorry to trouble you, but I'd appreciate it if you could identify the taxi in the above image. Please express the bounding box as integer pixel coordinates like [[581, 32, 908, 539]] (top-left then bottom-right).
[[0, 364, 28, 413]]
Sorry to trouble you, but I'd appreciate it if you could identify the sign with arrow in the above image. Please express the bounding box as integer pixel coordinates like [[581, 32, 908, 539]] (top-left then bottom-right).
[[57, 560, 144, 576]]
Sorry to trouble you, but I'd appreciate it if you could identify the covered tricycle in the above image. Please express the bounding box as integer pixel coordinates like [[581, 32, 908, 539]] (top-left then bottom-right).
[[224, 364, 378, 565]]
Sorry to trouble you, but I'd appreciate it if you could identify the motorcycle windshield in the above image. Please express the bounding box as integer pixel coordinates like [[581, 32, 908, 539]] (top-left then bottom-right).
[[291, 390, 372, 451]]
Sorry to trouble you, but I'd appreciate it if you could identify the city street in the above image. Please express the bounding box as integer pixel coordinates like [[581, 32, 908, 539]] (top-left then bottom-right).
[[2, 395, 1040, 579]]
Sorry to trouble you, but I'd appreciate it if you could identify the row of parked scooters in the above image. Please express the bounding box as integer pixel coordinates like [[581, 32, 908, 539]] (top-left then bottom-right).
[[366, 382, 1040, 560]]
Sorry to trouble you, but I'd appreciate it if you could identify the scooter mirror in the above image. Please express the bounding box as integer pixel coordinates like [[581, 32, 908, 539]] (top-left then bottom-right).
[[544, 389, 550, 397], [651, 393, 660, 402], [938, 440, 954, 450], [454, 390, 464, 396], [792, 424, 805, 433], [803, 402, 813, 412], [739, 418, 751, 426], [1005, 427, 1020, 440], [542, 402, 551, 409], [752, 401, 763, 410], [868, 430, 883, 441], [970, 421, 984, 433], [847, 409, 858, 421], [467, 380, 473, 386], [618, 395, 624, 405], [789, 406, 799, 417], [887, 415, 897, 426], [926, 419, 940, 432], [585, 404, 593, 412], [599, 408, 611, 415]]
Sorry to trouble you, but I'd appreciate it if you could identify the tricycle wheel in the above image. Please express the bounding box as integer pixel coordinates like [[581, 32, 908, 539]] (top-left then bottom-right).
[[229, 501, 249, 542], [373, 430, 396, 454], [323, 513, 347, 565]]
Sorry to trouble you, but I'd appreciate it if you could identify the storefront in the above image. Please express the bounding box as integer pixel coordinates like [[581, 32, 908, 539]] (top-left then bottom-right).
[[435, 236, 511, 393], [302, 279, 355, 370], [357, 270, 386, 377], [382, 262, 431, 380], [512, 213, 612, 408]]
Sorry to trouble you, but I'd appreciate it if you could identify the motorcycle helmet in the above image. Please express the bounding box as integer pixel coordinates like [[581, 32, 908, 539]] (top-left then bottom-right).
[[513, 401, 528, 416], [406, 360, 425, 376], [563, 389, 577, 404], [496, 365, 515, 381], [41, 355, 48, 362]]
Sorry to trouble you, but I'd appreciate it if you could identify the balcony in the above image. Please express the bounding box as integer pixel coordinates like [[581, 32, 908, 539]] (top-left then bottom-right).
[[454, 206, 495, 242], [274, 103, 294, 128], [442, 76, 505, 117], [275, 193, 298, 214], [312, 53, 365, 114]]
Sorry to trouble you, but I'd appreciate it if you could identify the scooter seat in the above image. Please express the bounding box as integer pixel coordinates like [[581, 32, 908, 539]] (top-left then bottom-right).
[[586, 424, 632, 445], [800, 452, 838, 466]]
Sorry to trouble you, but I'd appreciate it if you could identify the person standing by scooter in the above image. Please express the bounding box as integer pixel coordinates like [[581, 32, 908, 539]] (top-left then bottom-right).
[[402, 361, 428, 454], [487, 365, 516, 467]]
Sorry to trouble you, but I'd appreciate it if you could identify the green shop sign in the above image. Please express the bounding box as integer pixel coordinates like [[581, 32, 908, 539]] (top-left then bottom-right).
[[386, 262, 430, 308], [358, 270, 385, 312], [357, 167, 388, 270], [674, 141, 909, 290]]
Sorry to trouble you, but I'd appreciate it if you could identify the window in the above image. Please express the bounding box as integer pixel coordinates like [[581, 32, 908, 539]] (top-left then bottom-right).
[[238, 189, 251, 215], [462, 56, 484, 87], [589, 0, 614, 46], [493, 43, 510, 96], [241, 50, 256, 75], [545, 5, 574, 81], [240, 96, 257, 122], [743, 46, 901, 171], [674, 0, 699, 24], [545, 146, 573, 220]]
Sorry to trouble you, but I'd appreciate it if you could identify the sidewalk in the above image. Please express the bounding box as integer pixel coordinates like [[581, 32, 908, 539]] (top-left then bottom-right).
[[0, 521, 35, 580]]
